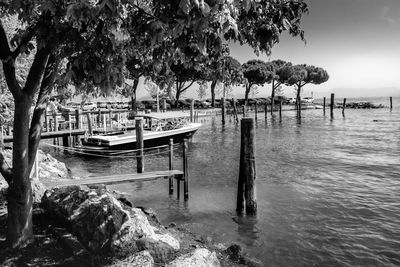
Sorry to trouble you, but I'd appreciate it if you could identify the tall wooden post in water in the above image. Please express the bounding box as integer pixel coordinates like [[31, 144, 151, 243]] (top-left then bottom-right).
[[86, 113, 93, 135], [135, 117, 144, 173], [221, 97, 226, 124], [183, 139, 189, 200], [254, 102, 257, 120], [264, 102, 268, 119], [190, 99, 194, 122], [342, 98, 346, 116], [237, 118, 257, 215], [390, 97, 393, 109], [168, 138, 174, 194], [279, 100, 282, 118], [330, 93, 335, 117], [323, 97, 326, 114]]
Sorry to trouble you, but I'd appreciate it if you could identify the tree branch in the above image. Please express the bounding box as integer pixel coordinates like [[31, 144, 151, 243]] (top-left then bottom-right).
[[28, 54, 60, 173], [181, 80, 195, 92], [0, 21, 22, 99], [0, 151, 13, 184], [23, 45, 50, 97], [0, 21, 11, 60]]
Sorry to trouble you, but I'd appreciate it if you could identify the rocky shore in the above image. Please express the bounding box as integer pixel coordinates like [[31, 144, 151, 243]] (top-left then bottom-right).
[[0, 149, 263, 267]]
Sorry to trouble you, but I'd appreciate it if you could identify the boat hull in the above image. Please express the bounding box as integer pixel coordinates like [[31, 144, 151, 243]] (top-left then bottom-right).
[[77, 123, 201, 155]]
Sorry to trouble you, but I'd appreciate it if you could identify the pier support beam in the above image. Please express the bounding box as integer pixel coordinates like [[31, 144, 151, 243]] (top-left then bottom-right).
[[390, 96, 393, 109], [330, 93, 335, 117], [135, 117, 144, 173], [323, 97, 326, 114], [237, 118, 257, 215]]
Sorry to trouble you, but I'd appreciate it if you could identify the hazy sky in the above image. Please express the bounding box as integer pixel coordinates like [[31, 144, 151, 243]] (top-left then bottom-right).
[[228, 0, 400, 98]]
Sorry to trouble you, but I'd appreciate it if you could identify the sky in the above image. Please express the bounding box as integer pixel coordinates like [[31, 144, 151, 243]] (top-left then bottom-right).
[[228, 0, 400, 98], [136, 0, 400, 100]]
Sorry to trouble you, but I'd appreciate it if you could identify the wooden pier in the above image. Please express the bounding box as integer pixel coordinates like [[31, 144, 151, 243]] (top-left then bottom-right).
[[43, 170, 184, 188]]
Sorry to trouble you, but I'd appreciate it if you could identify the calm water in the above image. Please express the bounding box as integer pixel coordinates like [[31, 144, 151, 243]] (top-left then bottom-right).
[[43, 98, 400, 266]]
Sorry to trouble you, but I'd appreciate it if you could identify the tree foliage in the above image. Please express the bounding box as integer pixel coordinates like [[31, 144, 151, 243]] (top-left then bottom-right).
[[242, 59, 272, 103]]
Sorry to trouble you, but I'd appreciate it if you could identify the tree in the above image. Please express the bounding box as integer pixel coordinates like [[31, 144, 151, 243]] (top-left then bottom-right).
[[169, 62, 203, 107], [0, 0, 309, 248], [265, 60, 291, 113], [197, 82, 208, 100], [242, 60, 272, 105], [284, 64, 329, 117]]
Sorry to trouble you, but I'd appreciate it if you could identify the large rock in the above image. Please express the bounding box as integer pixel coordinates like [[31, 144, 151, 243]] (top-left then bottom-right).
[[136, 237, 176, 264], [41, 186, 180, 258], [0, 177, 46, 206], [1, 148, 70, 181], [166, 248, 220, 267], [108, 250, 154, 267]]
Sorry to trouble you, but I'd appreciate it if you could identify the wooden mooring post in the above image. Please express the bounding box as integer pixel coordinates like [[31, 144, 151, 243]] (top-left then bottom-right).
[[86, 113, 93, 135], [279, 100, 282, 118], [190, 99, 194, 122], [264, 101, 268, 119], [221, 97, 226, 124], [323, 97, 326, 114], [330, 93, 335, 117], [342, 98, 346, 116], [135, 117, 144, 173], [183, 139, 189, 200], [254, 102, 257, 120], [168, 138, 174, 194], [390, 97, 393, 109], [237, 118, 257, 215], [232, 98, 239, 123]]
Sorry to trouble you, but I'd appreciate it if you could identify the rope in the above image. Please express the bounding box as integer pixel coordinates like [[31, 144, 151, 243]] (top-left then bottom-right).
[[41, 142, 181, 158]]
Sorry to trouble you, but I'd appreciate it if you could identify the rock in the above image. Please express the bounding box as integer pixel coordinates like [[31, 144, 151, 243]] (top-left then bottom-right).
[[136, 237, 176, 264], [42, 186, 130, 253], [31, 178, 47, 205], [154, 232, 180, 250], [166, 248, 220, 267], [226, 244, 242, 261], [108, 250, 154, 267]]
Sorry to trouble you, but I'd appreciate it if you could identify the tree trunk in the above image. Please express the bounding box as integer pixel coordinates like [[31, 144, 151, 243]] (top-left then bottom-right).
[[244, 84, 251, 106], [175, 88, 181, 108], [130, 78, 139, 115], [210, 80, 217, 107], [7, 94, 34, 248]]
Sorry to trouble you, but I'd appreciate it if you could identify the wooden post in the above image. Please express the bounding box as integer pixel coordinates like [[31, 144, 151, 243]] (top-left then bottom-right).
[[279, 100, 282, 118], [221, 97, 225, 124], [190, 99, 194, 122], [264, 102, 268, 119], [75, 109, 81, 129], [102, 114, 106, 132], [323, 97, 326, 114], [254, 102, 257, 120], [237, 118, 257, 215], [243, 104, 246, 117], [162, 99, 167, 112], [109, 108, 113, 129], [86, 113, 93, 135], [98, 109, 101, 127], [168, 138, 174, 194], [183, 139, 189, 200], [53, 112, 58, 131], [330, 93, 335, 117], [342, 98, 346, 116], [232, 98, 239, 123], [390, 97, 393, 109], [44, 110, 49, 132], [135, 117, 144, 173]]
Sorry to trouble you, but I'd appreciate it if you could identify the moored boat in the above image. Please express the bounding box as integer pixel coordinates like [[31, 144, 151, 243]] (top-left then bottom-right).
[[76, 113, 201, 155]]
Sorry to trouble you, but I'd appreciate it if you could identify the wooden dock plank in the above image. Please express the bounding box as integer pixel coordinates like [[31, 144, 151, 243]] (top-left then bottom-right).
[[44, 170, 184, 188]]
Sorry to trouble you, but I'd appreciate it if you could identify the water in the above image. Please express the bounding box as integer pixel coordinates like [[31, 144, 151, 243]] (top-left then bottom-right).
[[42, 100, 400, 266]]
